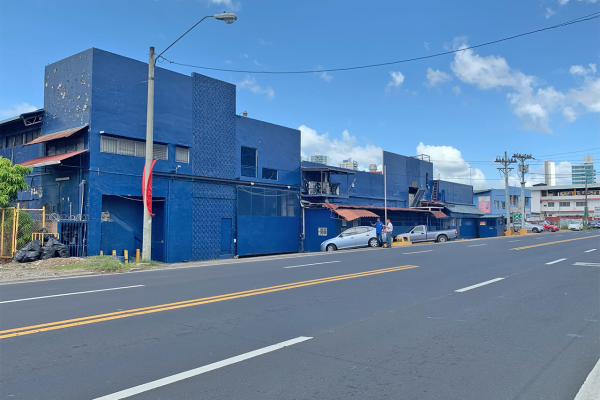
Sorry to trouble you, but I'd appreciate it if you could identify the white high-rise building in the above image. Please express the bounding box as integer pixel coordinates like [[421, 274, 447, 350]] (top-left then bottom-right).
[[339, 158, 358, 170], [544, 160, 556, 186], [307, 151, 329, 165]]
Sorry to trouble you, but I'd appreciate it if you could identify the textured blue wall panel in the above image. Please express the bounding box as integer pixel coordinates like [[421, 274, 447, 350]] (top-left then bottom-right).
[[192, 182, 236, 260], [192, 73, 236, 179], [304, 208, 340, 252]]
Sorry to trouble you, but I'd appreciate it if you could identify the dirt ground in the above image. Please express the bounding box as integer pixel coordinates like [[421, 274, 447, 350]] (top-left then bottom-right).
[[0, 257, 97, 282]]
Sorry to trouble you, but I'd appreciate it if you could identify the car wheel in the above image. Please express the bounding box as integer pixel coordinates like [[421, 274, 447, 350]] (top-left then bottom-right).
[[368, 238, 378, 247], [326, 244, 337, 252], [532, 228, 539, 233], [437, 235, 448, 243]]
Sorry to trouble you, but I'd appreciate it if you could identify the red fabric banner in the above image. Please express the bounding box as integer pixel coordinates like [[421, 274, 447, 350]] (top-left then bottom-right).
[[142, 159, 157, 216]]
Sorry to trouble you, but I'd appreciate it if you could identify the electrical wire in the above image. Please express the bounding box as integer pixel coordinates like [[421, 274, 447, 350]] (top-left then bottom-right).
[[157, 12, 600, 74]]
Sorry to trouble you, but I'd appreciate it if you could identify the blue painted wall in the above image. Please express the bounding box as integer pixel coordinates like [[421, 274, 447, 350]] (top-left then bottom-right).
[[304, 208, 341, 252], [436, 180, 474, 204], [473, 187, 532, 217], [236, 116, 301, 186]]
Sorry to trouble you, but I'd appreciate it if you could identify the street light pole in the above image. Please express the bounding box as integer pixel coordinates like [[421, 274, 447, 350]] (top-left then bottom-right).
[[141, 12, 237, 260]]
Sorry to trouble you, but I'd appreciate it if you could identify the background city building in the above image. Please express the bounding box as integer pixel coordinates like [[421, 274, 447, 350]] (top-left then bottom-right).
[[307, 151, 329, 165], [544, 160, 556, 186], [571, 155, 596, 184], [339, 158, 358, 170]]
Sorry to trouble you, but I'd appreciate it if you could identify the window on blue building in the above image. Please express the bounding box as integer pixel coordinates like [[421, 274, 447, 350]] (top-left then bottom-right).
[[494, 200, 499, 209], [175, 146, 189, 163], [262, 168, 278, 180], [241, 146, 257, 177]]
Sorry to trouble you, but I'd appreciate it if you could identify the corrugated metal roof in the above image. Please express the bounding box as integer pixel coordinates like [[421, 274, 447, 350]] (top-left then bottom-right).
[[473, 189, 491, 194], [25, 125, 88, 146], [20, 149, 87, 168], [478, 214, 505, 219], [444, 204, 485, 215], [331, 208, 379, 221], [431, 211, 447, 219], [301, 161, 356, 174], [0, 109, 44, 127]]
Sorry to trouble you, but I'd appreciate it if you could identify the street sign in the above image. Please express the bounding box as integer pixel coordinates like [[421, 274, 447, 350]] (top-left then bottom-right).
[[513, 213, 521, 221]]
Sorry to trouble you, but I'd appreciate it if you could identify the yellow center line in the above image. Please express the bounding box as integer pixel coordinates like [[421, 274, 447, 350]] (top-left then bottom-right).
[[0, 265, 419, 340], [511, 234, 600, 250]]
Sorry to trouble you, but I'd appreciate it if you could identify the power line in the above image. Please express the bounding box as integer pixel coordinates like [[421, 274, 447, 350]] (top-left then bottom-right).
[[157, 12, 600, 74]]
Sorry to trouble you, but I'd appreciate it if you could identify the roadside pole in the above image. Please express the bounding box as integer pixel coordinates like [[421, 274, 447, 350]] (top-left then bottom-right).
[[142, 47, 155, 261], [384, 165, 387, 222], [584, 179, 589, 226], [513, 153, 533, 234], [495, 152, 516, 234]]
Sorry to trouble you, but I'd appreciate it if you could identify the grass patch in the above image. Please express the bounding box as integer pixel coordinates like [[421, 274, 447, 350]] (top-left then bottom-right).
[[130, 259, 161, 267], [55, 256, 128, 272]]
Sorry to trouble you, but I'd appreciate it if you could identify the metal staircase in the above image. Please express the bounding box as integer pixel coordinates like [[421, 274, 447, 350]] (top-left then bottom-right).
[[431, 180, 439, 202], [410, 188, 426, 207]]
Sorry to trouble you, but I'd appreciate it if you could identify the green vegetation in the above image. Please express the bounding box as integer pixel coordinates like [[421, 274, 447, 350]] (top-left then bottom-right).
[[0, 158, 32, 207], [54, 256, 161, 272]]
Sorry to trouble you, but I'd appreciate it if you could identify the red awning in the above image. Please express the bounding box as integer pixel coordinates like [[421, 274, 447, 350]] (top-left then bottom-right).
[[331, 208, 379, 221], [431, 211, 447, 219], [20, 149, 87, 168], [24, 125, 88, 146]]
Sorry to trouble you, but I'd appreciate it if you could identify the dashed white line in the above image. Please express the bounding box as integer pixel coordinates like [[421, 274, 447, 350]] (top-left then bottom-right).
[[585, 249, 597, 253], [508, 240, 521, 242], [573, 262, 600, 267], [455, 278, 504, 293], [468, 244, 487, 247], [94, 336, 313, 400], [546, 258, 567, 265], [284, 261, 340, 269], [0, 285, 145, 304], [402, 250, 434, 255]]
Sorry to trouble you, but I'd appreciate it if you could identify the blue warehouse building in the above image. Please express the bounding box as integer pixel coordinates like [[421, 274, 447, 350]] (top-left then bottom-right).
[[473, 187, 532, 220], [0, 48, 301, 263]]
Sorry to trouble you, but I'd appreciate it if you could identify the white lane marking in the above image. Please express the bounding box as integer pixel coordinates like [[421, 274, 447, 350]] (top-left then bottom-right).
[[574, 356, 600, 400], [546, 258, 567, 265], [0, 285, 145, 304], [508, 240, 521, 242], [284, 261, 340, 269], [402, 250, 433, 255], [468, 244, 487, 247], [94, 336, 313, 400], [455, 278, 504, 293], [573, 262, 600, 267], [585, 249, 597, 253], [555, 235, 563, 237]]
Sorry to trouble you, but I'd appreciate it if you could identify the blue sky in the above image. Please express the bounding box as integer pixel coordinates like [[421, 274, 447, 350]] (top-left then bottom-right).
[[1, 0, 598, 188]]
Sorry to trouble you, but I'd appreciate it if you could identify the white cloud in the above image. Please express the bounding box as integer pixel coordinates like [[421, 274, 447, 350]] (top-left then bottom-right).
[[299, 125, 382, 170], [424, 42, 430, 51], [425, 68, 451, 88], [558, 0, 599, 4], [0, 102, 38, 117], [416, 142, 488, 189], [567, 63, 600, 114], [452, 85, 461, 95], [451, 42, 566, 133], [545, 7, 555, 18], [527, 161, 573, 186], [237, 76, 274, 99], [206, 0, 241, 11], [386, 71, 405, 92], [315, 66, 333, 82]]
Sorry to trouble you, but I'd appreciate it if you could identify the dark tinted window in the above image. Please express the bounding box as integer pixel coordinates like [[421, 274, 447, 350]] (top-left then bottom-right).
[[241, 146, 257, 177], [262, 168, 278, 180]]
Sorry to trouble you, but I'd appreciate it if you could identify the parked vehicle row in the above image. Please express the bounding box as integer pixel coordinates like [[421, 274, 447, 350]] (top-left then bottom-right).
[[320, 225, 457, 251]]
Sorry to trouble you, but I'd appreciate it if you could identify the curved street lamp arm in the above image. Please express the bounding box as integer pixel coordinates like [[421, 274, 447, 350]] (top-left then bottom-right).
[[156, 15, 214, 61]]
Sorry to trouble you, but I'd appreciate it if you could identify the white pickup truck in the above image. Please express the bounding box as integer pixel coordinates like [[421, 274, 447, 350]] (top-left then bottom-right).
[[396, 225, 458, 243]]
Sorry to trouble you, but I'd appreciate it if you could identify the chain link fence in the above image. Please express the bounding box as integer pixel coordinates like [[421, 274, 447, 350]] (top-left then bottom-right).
[[0, 206, 46, 258]]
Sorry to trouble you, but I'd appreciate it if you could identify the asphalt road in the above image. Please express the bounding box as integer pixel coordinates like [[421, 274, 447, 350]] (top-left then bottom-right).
[[0, 231, 599, 399]]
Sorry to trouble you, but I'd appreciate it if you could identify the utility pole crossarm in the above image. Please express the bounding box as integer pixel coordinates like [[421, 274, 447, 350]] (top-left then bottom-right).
[[512, 153, 533, 233]]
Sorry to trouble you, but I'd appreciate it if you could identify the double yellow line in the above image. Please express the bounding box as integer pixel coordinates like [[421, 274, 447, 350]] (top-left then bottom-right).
[[0, 265, 418, 340], [511, 234, 600, 250]]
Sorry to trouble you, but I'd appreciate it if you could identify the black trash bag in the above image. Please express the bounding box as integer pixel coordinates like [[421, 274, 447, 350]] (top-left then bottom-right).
[[44, 237, 60, 248], [55, 243, 70, 258], [40, 246, 55, 260], [13, 240, 42, 263], [38, 227, 53, 242]]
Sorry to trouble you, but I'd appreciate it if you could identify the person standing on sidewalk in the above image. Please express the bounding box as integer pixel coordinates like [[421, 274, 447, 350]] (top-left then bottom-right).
[[371, 218, 384, 247], [385, 219, 394, 248]]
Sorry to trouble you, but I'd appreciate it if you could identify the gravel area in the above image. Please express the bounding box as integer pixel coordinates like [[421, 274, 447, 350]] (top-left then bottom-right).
[[0, 257, 97, 282]]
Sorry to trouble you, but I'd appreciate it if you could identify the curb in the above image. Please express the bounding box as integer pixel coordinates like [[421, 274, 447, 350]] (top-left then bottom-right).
[[575, 358, 600, 400]]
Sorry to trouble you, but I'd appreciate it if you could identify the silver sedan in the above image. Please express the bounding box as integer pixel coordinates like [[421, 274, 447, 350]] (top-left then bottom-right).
[[320, 227, 387, 251]]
